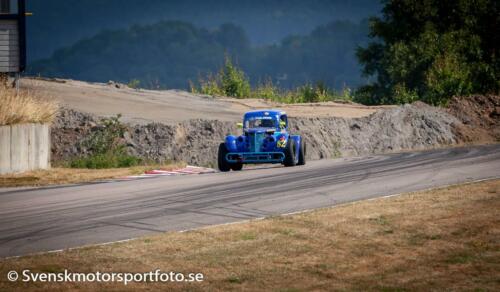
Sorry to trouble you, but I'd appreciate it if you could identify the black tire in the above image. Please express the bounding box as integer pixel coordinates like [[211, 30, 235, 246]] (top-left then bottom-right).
[[230, 163, 243, 171], [218, 143, 231, 172], [297, 139, 306, 166], [283, 139, 297, 167]]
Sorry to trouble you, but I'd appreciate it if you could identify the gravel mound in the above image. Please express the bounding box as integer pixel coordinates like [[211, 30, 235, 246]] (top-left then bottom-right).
[[51, 108, 98, 162], [51, 100, 492, 166], [127, 120, 237, 166], [292, 102, 462, 160]]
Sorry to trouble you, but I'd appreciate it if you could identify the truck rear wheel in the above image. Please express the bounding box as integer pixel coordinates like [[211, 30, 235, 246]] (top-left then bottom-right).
[[297, 139, 306, 165], [218, 143, 231, 172], [283, 139, 296, 167]]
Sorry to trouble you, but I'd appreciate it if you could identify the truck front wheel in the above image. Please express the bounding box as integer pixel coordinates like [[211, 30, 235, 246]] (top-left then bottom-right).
[[230, 163, 243, 171], [218, 143, 231, 172]]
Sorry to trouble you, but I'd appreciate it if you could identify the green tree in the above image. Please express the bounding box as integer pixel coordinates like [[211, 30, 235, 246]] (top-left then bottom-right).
[[356, 0, 500, 105]]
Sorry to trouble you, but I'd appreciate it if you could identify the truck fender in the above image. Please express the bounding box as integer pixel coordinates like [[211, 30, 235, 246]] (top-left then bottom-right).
[[224, 135, 238, 152]]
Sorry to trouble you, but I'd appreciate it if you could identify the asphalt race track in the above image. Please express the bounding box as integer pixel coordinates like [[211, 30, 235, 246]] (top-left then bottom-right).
[[1, 145, 499, 258]]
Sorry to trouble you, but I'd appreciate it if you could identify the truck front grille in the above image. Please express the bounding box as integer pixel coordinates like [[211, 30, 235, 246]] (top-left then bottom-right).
[[248, 132, 265, 152]]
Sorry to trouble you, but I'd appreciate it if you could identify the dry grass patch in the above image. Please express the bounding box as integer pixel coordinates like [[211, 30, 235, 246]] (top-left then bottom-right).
[[0, 180, 499, 291], [0, 163, 186, 187], [0, 85, 58, 126]]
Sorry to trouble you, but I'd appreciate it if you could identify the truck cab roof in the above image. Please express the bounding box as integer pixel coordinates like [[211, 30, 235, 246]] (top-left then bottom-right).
[[243, 109, 286, 119]]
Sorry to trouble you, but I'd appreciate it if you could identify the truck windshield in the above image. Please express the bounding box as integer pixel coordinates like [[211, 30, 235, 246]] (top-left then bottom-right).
[[245, 117, 276, 129]]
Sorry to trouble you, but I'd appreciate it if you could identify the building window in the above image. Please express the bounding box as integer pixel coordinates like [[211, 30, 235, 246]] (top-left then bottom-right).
[[0, 0, 18, 14]]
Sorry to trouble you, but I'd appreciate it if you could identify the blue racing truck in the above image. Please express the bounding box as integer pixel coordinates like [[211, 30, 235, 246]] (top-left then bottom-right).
[[218, 110, 306, 171]]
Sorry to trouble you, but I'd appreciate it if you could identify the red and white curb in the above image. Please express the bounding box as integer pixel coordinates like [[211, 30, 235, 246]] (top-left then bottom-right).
[[117, 165, 216, 181]]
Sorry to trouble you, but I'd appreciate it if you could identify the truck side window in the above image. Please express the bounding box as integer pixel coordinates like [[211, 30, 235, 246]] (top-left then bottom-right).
[[279, 115, 287, 130]]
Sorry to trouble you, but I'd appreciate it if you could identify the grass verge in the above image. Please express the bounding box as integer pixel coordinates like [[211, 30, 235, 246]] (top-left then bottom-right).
[[0, 179, 498, 291], [0, 163, 186, 187], [0, 85, 58, 126]]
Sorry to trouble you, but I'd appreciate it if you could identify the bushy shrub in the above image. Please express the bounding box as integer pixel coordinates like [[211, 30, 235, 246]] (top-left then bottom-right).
[[127, 79, 141, 89], [69, 114, 142, 169], [392, 84, 419, 104], [192, 56, 353, 104], [197, 72, 223, 96], [220, 56, 250, 98], [192, 56, 250, 98], [251, 79, 281, 101], [83, 114, 126, 154], [288, 82, 352, 103]]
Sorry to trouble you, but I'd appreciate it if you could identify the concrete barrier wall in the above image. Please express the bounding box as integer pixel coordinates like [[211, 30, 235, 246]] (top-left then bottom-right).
[[0, 123, 50, 174]]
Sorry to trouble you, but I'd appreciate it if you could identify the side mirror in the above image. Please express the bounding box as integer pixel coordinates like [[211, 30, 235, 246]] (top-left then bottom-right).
[[236, 122, 243, 129]]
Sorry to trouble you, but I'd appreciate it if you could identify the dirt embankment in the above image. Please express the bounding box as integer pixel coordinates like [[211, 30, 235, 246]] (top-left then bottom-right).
[[51, 96, 498, 167], [447, 95, 500, 143], [22, 77, 384, 124]]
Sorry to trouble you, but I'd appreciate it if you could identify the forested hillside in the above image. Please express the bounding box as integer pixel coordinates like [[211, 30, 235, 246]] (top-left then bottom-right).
[[27, 0, 497, 105], [29, 20, 369, 90], [27, 0, 380, 61]]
